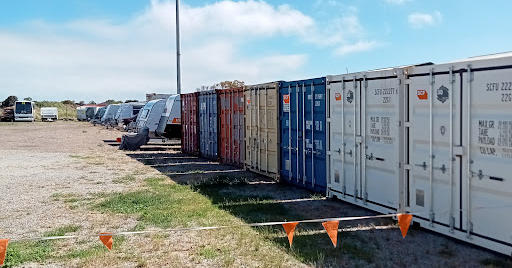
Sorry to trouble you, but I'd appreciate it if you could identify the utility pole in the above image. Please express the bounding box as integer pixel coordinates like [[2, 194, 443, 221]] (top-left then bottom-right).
[[176, 0, 182, 94]]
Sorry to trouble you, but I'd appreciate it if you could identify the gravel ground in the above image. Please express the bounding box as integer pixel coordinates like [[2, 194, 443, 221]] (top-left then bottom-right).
[[0, 121, 510, 267]]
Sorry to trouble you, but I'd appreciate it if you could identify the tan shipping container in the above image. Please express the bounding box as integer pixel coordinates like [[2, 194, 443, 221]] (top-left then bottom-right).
[[245, 82, 280, 179]]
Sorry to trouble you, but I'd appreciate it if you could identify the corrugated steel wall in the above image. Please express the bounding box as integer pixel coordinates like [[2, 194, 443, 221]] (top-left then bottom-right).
[[326, 68, 406, 215], [280, 78, 327, 193], [218, 88, 245, 167], [245, 82, 280, 179], [199, 90, 219, 159], [181, 93, 200, 155]]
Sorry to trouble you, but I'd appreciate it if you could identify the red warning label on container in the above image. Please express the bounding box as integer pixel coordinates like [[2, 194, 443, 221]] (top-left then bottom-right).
[[335, 93, 342, 101], [171, 118, 181, 124], [417, 90, 428, 100], [283, 94, 290, 112], [247, 98, 251, 104]]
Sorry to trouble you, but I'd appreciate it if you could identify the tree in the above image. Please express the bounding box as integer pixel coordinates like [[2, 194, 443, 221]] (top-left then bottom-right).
[[104, 99, 122, 105], [208, 80, 245, 90], [78, 101, 85, 106], [62, 100, 74, 105], [88, 101, 96, 105], [24, 97, 32, 101], [2, 96, 18, 107]]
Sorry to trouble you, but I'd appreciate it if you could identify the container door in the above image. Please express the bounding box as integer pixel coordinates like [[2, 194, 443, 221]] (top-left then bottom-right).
[[234, 90, 244, 166], [199, 95, 208, 157], [462, 66, 512, 246], [408, 67, 462, 229], [281, 84, 301, 185], [362, 76, 403, 210], [261, 86, 279, 175], [328, 78, 361, 199], [245, 89, 256, 169], [209, 93, 218, 158]]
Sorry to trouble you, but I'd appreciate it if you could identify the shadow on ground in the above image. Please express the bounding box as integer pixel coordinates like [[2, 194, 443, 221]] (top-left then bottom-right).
[[115, 141, 512, 267]]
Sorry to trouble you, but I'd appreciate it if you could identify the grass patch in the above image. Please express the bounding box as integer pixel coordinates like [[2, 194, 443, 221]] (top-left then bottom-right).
[[3, 225, 81, 267], [197, 246, 220, 259], [43, 225, 81, 237], [95, 177, 234, 228], [112, 174, 136, 184], [3, 240, 54, 267]]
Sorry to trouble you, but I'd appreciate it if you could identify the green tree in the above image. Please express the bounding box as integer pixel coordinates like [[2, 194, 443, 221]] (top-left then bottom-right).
[[61, 100, 74, 105], [2, 96, 18, 107], [24, 97, 33, 101]]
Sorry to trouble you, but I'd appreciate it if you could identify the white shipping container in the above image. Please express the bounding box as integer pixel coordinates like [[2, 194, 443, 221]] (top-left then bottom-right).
[[245, 82, 280, 179], [406, 53, 512, 256], [326, 67, 406, 214]]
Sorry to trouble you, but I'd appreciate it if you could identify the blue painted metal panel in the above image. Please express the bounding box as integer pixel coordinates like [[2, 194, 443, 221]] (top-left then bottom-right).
[[199, 90, 219, 159], [279, 77, 327, 193]]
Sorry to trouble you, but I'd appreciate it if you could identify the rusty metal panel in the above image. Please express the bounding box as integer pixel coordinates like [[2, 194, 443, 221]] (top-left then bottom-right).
[[218, 88, 245, 167], [181, 92, 199, 155]]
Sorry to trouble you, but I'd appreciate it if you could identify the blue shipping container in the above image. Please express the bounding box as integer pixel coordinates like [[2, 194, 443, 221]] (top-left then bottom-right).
[[199, 90, 219, 159], [280, 78, 327, 193]]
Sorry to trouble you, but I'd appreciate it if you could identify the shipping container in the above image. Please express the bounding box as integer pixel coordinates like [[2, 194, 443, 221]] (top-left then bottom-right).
[[245, 82, 280, 179], [326, 67, 407, 214], [181, 93, 200, 155], [404, 53, 512, 256], [218, 88, 245, 166], [280, 78, 327, 193], [199, 90, 219, 160]]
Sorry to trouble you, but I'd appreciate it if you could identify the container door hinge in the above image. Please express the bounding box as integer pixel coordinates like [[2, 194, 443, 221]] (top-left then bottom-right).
[[363, 192, 368, 204], [449, 216, 455, 233], [429, 211, 435, 226], [467, 222, 474, 238]]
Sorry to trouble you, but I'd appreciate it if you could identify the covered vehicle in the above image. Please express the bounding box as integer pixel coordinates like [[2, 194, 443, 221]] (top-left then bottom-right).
[[101, 104, 120, 124], [91, 106, 106, 124], [135, 99, 167, 136], [114, 102, 145, 125], [77, 107, 87, 121], [14, 101, 35, 122], [156, 95, 181, 139]]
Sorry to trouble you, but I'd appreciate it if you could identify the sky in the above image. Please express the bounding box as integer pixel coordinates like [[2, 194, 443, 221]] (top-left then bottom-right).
[[0, 0, 511, 102]]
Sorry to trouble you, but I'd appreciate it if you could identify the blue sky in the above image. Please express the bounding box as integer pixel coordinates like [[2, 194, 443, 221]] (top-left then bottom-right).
[[1, 0, 511, 102]]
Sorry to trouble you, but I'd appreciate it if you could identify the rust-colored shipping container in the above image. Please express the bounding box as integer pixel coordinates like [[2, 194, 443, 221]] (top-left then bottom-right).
[[181, 92, 200, 155], [218, 88, 245, 166]]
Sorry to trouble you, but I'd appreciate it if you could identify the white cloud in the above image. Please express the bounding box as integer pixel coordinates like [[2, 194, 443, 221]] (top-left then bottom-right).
[[0, 0, 378, 101], [408, 11, 442, 29], [335, 41, 379, 56], [384, 0, 411, 4]]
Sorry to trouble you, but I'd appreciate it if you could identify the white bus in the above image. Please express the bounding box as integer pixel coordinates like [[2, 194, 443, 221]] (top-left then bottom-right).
[[14, 101, 35, 122]]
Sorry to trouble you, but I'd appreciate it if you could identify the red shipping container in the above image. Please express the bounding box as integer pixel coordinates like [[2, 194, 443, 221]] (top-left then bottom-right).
[[218, 88, 245, 167], [181, 92, 200, 155]]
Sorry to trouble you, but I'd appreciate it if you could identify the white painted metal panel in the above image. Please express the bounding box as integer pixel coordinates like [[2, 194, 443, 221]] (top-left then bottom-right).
[[407, 54, 512, 256], [327, 68, 404, 214], [462, 57, 512, 255]]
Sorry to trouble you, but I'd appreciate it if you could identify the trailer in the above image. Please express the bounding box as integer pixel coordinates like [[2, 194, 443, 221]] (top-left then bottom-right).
[[40, 107, 58, 121]]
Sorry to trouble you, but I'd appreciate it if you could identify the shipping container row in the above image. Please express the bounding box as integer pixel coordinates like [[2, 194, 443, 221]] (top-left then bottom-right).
[[180, 52, 512, 256]]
